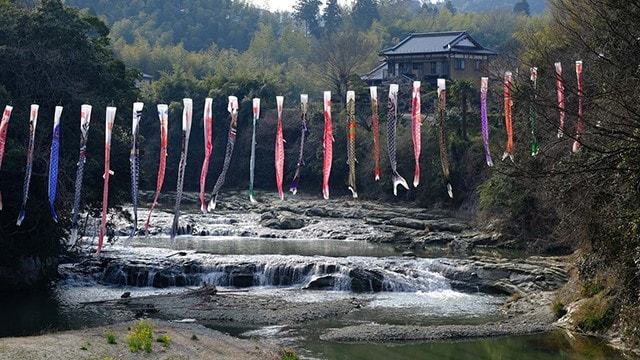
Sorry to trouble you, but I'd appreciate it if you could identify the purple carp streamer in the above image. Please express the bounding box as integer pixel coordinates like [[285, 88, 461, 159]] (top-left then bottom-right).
[[411, 81, 421, 187], [208, 96, 239, 211], [346, 91, 357, 198], [144, 104, 169, 235], [437, 79, 453, 199], [0, 105, 14, 210], [573, 61, 584, 153], [98, 107, 116, 254], [555, 62, 566, 138], [47, 106, 63, 222], [129, 102, 143, 238], [171, 98, 193, 239], [70, 105, 92, 245], [370, 87, 381, 181], [16, 104, 39, 226], [200, 98, 213, 212], [502, 72, 515, 162], [387, 84, 409, 196], [289, 94, 308, 195], [480, 77, 493, 167], [249, 98, 260, 202], [530, 68, 540, 156]]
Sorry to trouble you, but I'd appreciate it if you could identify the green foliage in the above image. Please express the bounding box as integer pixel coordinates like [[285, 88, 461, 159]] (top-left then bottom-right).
[[105, 330, 117, 344], [551, 300, 567, 319], [352, 0, 379, 30], [573, 295, 615, 333], [127, 320, 153, 353], [280, 348, 300, 360], [156, 334, 171, 348], [581, 281, 606, 298]]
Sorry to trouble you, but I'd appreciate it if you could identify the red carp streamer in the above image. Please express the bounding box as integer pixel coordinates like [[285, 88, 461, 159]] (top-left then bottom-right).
[[502, 72, 515, 162], [275, 96, 286, 200], [0, 105, 13, 210], [144, 104, 169, 235], [200, 98, 214, 212], [555, 62, 566, 138], [573, 61, 584, 153], [437, 79, 453, 199], [323, 91, 333, 200], [370, 87, 381, 181], [411, 81, 422, 187], [98, 106, 116, 254]]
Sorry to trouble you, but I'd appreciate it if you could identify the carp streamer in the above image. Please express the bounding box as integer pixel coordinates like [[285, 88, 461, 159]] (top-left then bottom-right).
[[275, 96, 285, 200], [249, 98, 260, 202], [530, 68, 539, 156], [573, 61, 584, 153], [555, 62, 566, 138], [97, 106, 116, 254], [411, 81, 422, 187], [346, 91, 357, 198], [322, 91, 333, 200], [370, 87, 381, 181], [171, 98, 193, 239], [144, 104, 169, 235], [387, 84, 409, 196], [289, 94, 308, 194], [480, 77, 493, 167], [129, 102, 143, 238], [47, 106, 63, 222], [16, 104, 39, 226], [502, 72, 515, 162], [208, 96, 239, 211], [70, 105, 92, 245], [437, 79, 453, 199], [0, 105, 13, 210], [200, 98, 214, 212]]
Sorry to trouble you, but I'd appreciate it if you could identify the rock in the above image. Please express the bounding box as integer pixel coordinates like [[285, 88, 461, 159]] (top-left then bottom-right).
[[349, 268, 384, 292], [260, 211, 306, 230], [121, 292, 131, 298], [387, 218, 426, 230], [402, 251, 416, 258], [304, 275, 336, 290]]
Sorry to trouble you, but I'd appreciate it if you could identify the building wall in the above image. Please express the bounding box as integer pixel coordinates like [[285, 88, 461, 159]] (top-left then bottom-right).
[[448, 55, 491, 82], [385, 54, 491, 84]]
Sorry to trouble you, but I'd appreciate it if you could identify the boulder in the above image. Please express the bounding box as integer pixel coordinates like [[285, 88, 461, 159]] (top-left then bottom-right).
[[304, 275, 336, 290], [349, 268, 385, 292]]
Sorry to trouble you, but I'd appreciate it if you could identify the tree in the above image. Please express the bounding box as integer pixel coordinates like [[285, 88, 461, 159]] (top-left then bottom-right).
[[323, 0, 342, 35], [294, 0, 322, 37], [513, 0, 530, 15], [444, 0, 456, 14], [352, 0, 379, 30], [449, 80, 475, 141]]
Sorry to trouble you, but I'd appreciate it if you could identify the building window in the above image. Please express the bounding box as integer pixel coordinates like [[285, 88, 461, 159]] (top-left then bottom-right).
[[475, 60, 482, 71], [431, 61, 438, 74], [455, 59, 465, 70], [412, 63, 422, 71]]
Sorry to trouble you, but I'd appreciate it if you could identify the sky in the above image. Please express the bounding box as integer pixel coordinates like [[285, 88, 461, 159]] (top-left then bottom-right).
[[248, 0, 353, 12]]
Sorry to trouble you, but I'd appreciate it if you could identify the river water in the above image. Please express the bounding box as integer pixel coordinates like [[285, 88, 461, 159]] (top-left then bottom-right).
[[0, 235, 632, 359]]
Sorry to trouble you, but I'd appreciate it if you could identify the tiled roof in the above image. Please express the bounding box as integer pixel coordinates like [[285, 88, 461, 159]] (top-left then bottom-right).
[[380, 31, 497, 56]]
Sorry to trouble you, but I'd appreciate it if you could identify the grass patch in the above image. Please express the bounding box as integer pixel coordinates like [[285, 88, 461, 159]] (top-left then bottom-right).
[[573, 295, 615, 332], [280, 348, 299, 360], [105, 330, 117, 344], [127, 320, 154, 353], [551, 299, 567, 319], [156, 334, 171, 348], [581, 281, 606, 297]]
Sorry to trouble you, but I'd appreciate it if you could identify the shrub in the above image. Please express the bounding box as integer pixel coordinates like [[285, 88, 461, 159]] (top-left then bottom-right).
[[281, 348, 299, 360], [127, 320, 154, 353], [551, 299, 567, 319], [581, 281, 606, 298], [105, 330, 117, 344], [157, 334, 171, 348], [573, 295, 615, 332]]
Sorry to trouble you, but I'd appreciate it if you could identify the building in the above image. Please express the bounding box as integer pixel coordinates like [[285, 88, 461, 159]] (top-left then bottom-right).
[[362, 31, 497, 86]]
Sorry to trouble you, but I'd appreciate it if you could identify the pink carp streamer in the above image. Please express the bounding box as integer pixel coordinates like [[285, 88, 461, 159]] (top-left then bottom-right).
[[199, 98, 213, 212], [480, 77, 493, 167], [502, 72, 515, 162], [16, 104, 39, 226], [171, 98, 193, 239], [0, 105, 13, 210], [411, 81, 421, 187], [387, 84, 409, 196], [322, 91, 333, 200], [530, 68, 540, 156], [97, 106, 116, 254], [437, 79, 453, 199], [275, 96, 285, 200], [573, 61, 584, 153], [555, 62, 566, 138], [346, 91, 357, 198], [370, 87, 381, 181], [144, 104, 169, 235]]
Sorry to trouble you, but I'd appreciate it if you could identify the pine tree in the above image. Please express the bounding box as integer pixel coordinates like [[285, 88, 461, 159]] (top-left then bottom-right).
[[352, 0, 379, 30], [444, 0, 456, 14], [294, 0, 322, 37], [513, 0, 530, 16], [323, 0, 342, 35]]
